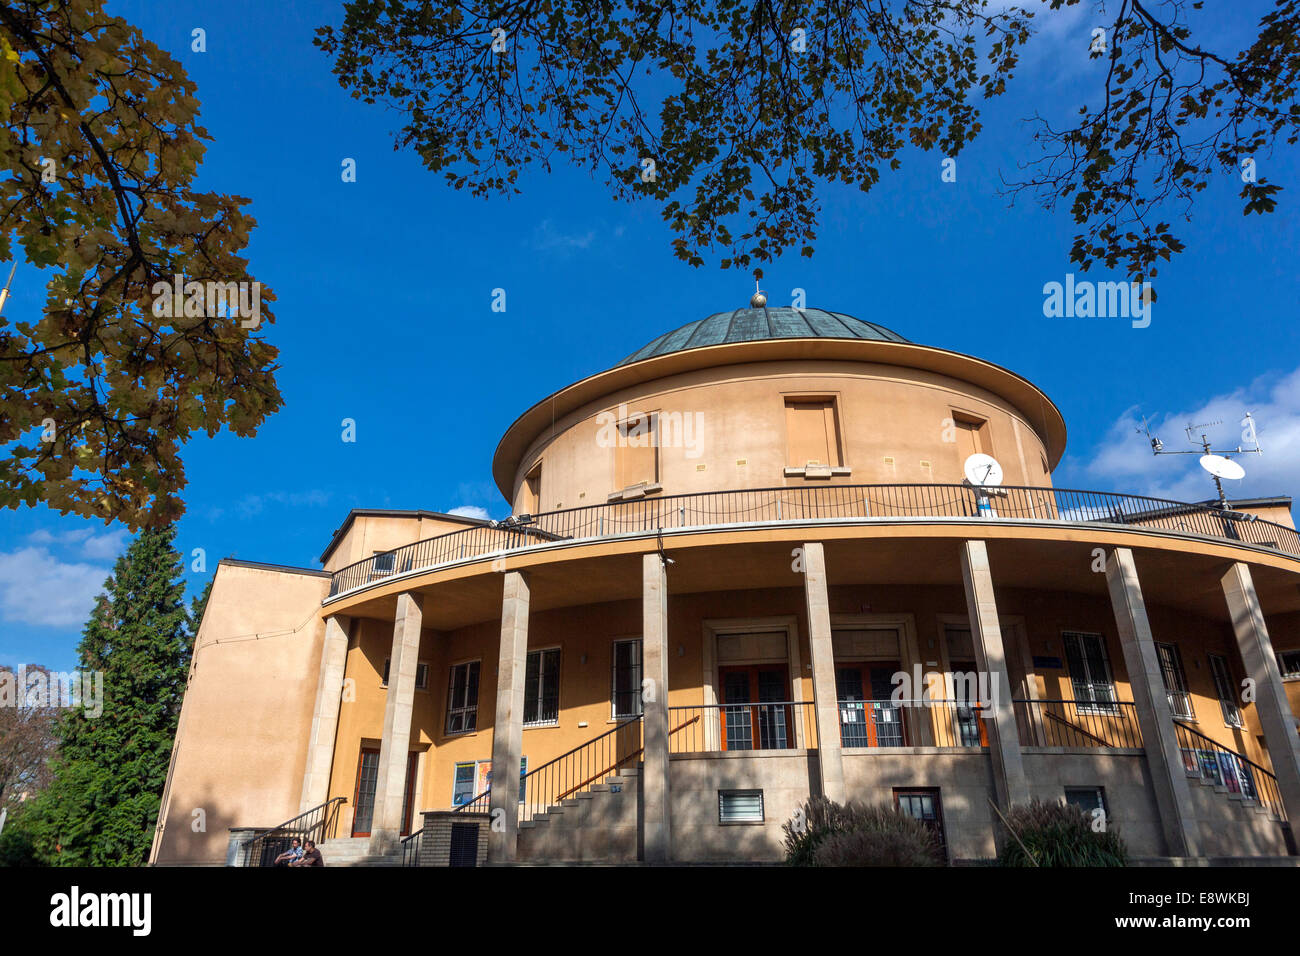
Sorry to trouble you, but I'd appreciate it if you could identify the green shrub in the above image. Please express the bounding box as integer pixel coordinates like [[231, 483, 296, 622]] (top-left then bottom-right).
[[811, 808, 941, 866], [998, 799, 1128, 867], [783, 796, 942, 866]]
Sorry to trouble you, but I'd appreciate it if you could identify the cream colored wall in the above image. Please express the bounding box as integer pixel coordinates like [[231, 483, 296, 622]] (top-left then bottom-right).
[[323, 514, 489, 573], [1239, 503, 1296, 530], [509, 360, 1054, 513], [152, 562, 329, 864]]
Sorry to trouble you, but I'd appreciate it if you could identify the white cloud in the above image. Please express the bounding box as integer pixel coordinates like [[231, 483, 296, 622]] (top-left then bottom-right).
[[0, 546, 107, 628], [80, 530, 129, 560], [237, 489, 332, 518], [26, 526, 127, 561], [530, 219, 597, 253], [446, 505, 491, 520], [1078, 365, 1300, 505]]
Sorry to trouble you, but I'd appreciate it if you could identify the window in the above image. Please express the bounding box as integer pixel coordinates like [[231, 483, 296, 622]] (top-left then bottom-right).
[[521, 465, 541, 515], [1062, 631, 1118, 714], [615, 413, 658, 489], [372, 550, 395, 576], [524, 648, 561, 726], [446, 661, 481, 734], [452, 757, 527, 806], [718, 790, 764, 823], [1064, 786, 1109, 826], [611, 639, 643, 718], [784, 397, 842, 468], [382, 658, 429, 690], [951, 412, 991, 463], [451, 762, 477, 807], [1278, 649, 1300, 679], [1208, 654, 1243, 728], [1155, 642, 1194, 719], [895, 788, 946, 859]]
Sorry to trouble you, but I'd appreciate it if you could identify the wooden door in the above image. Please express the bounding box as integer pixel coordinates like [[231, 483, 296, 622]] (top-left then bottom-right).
[[719, 665, 791, 750]]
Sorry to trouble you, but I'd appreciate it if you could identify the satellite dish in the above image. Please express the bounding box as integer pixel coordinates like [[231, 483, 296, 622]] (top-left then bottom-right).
[[1200, 454, 1245, 481], [964, 453, 1004, 487]]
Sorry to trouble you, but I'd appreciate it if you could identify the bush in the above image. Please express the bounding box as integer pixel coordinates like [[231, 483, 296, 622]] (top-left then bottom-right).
[[783, 796, 942, 866], [998, 799, 1128, 867]]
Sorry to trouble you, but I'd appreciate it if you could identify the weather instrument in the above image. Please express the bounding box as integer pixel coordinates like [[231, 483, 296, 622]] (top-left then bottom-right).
[[963, 453, 1006, 517], [1137, 413, 1261, 508]]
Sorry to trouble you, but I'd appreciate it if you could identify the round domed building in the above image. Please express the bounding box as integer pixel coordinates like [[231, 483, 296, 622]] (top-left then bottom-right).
[[152, 302, 1300, 866]]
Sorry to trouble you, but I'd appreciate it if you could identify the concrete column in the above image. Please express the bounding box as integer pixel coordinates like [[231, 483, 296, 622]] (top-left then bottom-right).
[[803, 542, 845, 803], [300, 614, 351, 812], [959, 540, 1030, 808], [1221, 562, 1300, 828], [642, 553, 672, 862], [370, 593, 423, 853], [1105, 547, 1200, 856], [488, 571, 530, 863]]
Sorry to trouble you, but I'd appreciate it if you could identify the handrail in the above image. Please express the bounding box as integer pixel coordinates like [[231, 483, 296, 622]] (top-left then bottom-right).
[[400, 829, 422, 867], [1012, 698, 1143, 749], [453, 715, 644, 814], [1173, 719, 1287, 822], [454, 714, 703, 820], [555, 715, 700, 801], [1042, 710, 1113, 748], [328, 483, 1299, 598], [239, 796, 346, 867], [1174, 720, 1278, 780]]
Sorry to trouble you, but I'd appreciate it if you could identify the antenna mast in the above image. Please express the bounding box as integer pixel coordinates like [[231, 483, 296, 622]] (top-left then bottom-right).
[[1137, 413, 1261, 508]]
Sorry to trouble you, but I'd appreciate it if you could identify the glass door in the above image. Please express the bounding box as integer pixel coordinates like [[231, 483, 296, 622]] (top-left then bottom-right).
[[719, 665, 791, 750], [949, 659, 989, 747], [351, 747, 380, 837], [835, 662, 903, 746], [400, 751, 419, 837]]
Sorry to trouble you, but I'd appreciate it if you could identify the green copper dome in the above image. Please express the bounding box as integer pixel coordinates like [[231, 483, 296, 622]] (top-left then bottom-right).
[[617, 306, 910, 366]]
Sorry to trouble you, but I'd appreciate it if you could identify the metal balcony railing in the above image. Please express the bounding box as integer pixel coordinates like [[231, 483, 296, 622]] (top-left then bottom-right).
[[328, 484, 1299, 599], [1013, 699, 1144, 748], [669, 702, 818, 752]]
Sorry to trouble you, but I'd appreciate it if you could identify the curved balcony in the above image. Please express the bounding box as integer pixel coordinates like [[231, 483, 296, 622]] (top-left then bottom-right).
[[326, 483, 1300, 600]]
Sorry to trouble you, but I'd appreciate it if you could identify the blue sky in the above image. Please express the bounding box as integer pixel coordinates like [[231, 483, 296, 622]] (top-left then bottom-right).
[[3, 1, 1298, 671]]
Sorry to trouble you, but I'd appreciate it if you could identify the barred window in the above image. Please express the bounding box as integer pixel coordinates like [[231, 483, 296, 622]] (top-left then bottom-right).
[[611, 639, 643, 718], [524, 648, 561, 725]]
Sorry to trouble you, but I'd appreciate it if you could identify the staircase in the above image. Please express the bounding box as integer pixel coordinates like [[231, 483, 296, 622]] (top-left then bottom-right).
[[1174, 720, 1295, 857], [318, 837, 405, 867], [517, 766, 642, 863]]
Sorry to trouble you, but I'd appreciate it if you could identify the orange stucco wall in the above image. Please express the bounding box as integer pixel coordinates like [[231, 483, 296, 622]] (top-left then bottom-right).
[[325, 581, 1285, 831]]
